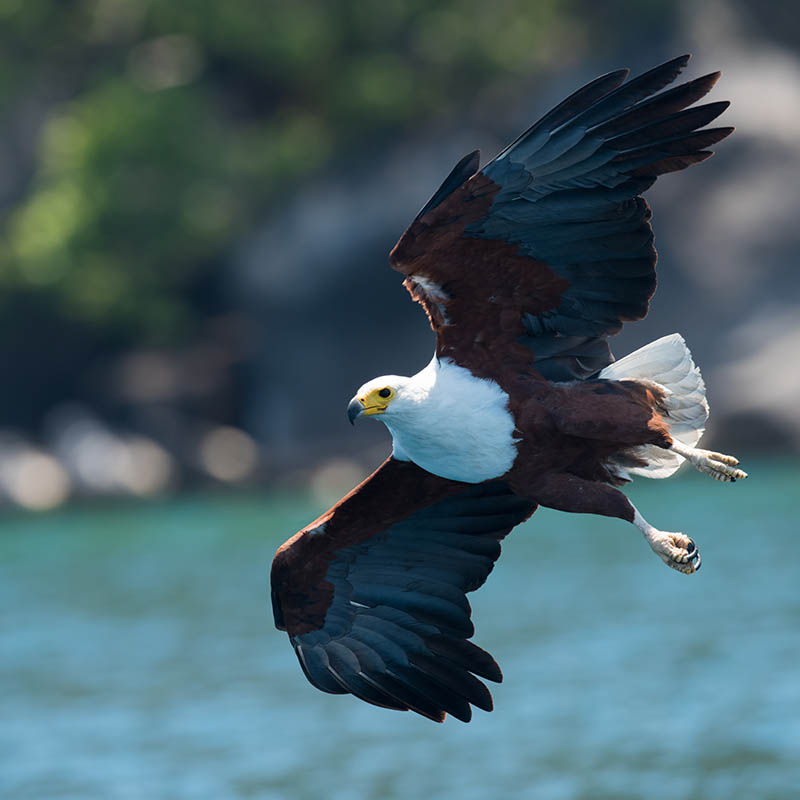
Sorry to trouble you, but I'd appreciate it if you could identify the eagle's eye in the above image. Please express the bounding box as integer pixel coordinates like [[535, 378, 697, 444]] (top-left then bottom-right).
[[378, 388, 392, 399]]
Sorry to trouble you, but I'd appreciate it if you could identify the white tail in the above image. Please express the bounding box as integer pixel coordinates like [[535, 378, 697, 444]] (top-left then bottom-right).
[[599, 333, 709, 479]]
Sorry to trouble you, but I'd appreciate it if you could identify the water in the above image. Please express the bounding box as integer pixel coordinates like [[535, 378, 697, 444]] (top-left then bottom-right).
[[2, 460, 799, 799]]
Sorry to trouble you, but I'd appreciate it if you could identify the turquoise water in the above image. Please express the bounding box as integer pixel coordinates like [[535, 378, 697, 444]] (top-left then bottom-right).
[[2, 460, 799, 799]]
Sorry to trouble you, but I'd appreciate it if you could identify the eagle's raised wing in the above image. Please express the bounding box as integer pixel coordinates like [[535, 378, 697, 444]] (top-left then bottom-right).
[[390, 55, 732, 382], [270, 458, 536, 722]]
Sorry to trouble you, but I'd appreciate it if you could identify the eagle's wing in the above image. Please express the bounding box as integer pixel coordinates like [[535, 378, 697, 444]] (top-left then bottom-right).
[[390, 55, 732, 381], [270, 458, 536, 722]]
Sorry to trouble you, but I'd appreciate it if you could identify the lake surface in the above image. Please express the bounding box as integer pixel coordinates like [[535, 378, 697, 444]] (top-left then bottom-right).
[[2, 460, 799, 799]]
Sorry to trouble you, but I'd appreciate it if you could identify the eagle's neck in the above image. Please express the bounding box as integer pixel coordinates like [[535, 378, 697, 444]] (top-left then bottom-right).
[[382, 356, 518, 484]]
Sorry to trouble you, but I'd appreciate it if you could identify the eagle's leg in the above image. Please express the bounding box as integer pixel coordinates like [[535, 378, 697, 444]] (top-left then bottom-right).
[[631, 505, 701, 575], [669, 440, 748, 482], [520, 472, 701, 575]]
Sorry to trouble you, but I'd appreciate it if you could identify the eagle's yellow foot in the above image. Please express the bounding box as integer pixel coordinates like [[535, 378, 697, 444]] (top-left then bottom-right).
[[646, 530, 701, 574], [633, 508, 701, 574], [670, 441, 748, 482], [693, 450, 748, 482]]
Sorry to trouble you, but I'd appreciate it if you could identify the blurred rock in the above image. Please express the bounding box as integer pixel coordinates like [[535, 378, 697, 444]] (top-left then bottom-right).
[[0, 433, 71, 510], [198, 425, 259, 483]]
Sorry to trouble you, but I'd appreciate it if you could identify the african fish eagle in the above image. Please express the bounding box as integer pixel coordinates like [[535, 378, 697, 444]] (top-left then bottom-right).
[[270, 55, 747, 723]]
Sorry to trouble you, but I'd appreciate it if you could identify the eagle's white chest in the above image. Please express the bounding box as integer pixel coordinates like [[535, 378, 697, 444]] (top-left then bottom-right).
[[381, 357, 519, 483]]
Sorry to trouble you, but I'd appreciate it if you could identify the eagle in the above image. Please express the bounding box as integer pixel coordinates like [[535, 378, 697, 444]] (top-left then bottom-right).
[[270, 55, 747, 723]]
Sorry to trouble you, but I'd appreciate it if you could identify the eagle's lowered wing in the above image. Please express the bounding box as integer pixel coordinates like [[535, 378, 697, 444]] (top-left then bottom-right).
[[271, 458, 536, 722], [390, 55, 732, 382]]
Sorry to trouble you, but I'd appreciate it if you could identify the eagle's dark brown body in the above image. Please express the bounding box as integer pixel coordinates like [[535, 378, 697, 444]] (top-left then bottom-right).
[[504, 376, 670, 517], [393, 159, 674, 521]]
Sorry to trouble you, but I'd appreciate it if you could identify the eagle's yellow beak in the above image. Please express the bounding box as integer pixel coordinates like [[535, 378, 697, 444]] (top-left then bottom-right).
[[347, 387, 395, 425]]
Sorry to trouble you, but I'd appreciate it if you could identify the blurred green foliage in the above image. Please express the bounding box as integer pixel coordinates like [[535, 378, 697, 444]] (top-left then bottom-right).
[[0, 0, 677, 349]]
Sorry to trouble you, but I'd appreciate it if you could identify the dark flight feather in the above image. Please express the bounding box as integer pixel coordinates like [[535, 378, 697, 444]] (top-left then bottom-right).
[[271, 459, 536, 722], [389, 54, 731, 384]]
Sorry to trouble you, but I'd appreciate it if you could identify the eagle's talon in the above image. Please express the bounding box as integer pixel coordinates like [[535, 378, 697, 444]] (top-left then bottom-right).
[[708, 451, 739, 466], [666, 544, 700, 574], [671, 442, 747, 483], [638, 520, 701, 574], [674, 540, 701, 573]]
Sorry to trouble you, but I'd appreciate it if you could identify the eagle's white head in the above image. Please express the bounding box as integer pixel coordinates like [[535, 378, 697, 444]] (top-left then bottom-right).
[[346, 371, 432, 426], [345, 358, 518, 484]]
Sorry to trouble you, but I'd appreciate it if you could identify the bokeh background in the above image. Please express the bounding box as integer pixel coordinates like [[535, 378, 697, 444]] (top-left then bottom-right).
[[2, 1, 799, 798]]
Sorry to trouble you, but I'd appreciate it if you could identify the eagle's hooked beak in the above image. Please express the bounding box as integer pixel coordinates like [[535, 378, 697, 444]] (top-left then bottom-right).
[[348, 389, 392, 424], [347, 396, 364, 425]]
